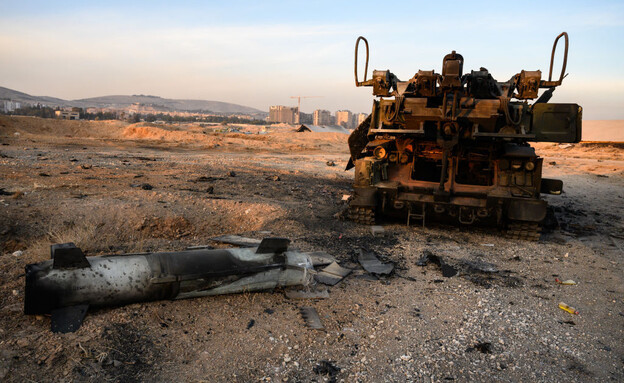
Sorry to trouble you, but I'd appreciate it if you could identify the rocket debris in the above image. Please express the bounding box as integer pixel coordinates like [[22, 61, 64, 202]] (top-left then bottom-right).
[[300, 307, 324, 330], [358, 248, 394, 275], [315, 262, 352, 286], [25, 238, 319, 333], [305, 252, 336, 267]]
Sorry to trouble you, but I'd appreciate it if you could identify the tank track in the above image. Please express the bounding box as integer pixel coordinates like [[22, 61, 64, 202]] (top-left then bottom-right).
[[348, 206, 375, 225], [506, 221, 541, 241]]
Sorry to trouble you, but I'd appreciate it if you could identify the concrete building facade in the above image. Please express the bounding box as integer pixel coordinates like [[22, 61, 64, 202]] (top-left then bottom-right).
[[335, 110, 353, 129], [1, 100, 21, 113], [269, 105, 298, 124], [299, 112, 313, 124], [313, 109, 332, 125], [55, 109, 80, 120]]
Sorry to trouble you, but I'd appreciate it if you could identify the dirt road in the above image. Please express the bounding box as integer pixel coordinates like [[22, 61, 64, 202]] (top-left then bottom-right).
[[1, 117, 622, 382]]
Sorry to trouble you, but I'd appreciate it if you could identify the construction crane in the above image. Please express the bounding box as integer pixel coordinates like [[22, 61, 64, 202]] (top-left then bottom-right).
[[290, 95, 323, 124]]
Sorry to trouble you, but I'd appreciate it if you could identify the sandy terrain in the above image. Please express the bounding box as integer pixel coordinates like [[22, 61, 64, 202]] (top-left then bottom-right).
[[0, 116, 623, 382]]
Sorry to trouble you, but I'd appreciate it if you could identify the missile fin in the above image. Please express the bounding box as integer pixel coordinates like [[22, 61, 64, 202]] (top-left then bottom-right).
[[51, 243, 90, 269], [256, 238, 290, 254], [51, 304, 89, 333]]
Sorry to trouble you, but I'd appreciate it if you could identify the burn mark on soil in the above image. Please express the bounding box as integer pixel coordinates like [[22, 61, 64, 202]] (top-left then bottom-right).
[[466, 341, 492, 354], [313, 360, 341, 382], [552, 203, 621, 237], [417, 251, 458, 277], [102, 323, 161, 382], [302, 234, 399, 262]]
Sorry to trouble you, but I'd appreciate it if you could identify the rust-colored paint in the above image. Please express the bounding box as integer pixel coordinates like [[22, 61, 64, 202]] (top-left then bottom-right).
[[347, 33, 581, 240]]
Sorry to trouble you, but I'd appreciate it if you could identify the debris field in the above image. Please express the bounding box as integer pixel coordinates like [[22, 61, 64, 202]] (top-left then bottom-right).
[[0, 116, 623, 382]]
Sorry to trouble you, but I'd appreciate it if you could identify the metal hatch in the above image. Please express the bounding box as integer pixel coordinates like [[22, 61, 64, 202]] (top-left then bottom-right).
[[530, 103, 582, 143]]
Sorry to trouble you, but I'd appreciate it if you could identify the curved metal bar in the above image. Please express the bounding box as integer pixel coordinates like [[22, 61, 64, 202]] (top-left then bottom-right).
[[355, 36, 369, 86], [548, 32, 569, 83]]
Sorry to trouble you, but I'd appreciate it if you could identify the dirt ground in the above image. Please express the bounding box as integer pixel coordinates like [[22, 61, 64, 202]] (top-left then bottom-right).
[[0, 116, 623, 382]]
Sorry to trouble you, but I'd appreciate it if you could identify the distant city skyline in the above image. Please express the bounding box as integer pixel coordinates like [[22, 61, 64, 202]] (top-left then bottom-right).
[[1, 1, 623, 119]]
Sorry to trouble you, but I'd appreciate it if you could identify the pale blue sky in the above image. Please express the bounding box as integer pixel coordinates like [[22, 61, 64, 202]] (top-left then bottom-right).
[[1, 1, 622, 118]]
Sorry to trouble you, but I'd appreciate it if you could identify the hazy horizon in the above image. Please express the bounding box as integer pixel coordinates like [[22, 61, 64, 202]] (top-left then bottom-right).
[[1, 1, 623, 118]]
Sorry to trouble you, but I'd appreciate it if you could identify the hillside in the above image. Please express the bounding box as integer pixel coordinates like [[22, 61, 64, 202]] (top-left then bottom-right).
[[0, 86, 265, 116], [0, 86, 68, 106], [72, 94, 264, 115]]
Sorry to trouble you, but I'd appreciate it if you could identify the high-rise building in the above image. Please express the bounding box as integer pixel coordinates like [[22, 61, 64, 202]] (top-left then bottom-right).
[[335, 110, 353, 129], [299, 112, 313, 124], [269, 106, 298, 124], [313, 109, 332, 125]]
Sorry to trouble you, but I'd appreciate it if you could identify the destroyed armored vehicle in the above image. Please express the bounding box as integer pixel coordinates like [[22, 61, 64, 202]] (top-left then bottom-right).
[[347, 33, 581, 240]]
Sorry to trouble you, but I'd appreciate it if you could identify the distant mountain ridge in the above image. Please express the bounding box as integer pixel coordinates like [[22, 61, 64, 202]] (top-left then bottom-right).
[[0, 86, 68, 106], [0, 86, 265, 115]]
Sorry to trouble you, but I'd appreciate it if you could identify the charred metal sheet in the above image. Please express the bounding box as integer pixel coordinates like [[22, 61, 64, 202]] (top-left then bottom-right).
[[25, 238, 319, 332], [209, 235, 262, 247], [300, 307, 324, 330], [358, 249, 394, 275], [355, 273, 378, 281], [285, 290, 329, 300], [315, 262, 352, 286]]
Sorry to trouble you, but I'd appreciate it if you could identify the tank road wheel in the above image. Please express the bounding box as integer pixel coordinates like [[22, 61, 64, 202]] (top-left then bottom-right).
[[506, 221, 541, 241], [348, 206, 376, 225]]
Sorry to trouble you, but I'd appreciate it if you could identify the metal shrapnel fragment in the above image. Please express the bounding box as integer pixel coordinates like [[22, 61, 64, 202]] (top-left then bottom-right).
[[300, 307, 324, 330], [315, 262, 352, 286], [306, 252, 336, 267], [358, 248, 393, 275]]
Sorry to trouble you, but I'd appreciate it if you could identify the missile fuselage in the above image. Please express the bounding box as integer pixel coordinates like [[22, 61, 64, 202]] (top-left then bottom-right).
[[24, 238, 313, 332]]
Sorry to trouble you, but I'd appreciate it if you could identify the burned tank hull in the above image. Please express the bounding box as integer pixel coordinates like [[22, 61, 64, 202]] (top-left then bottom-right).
[[348, 34, 582, 240]]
